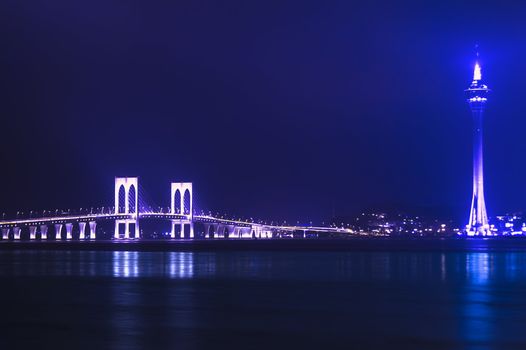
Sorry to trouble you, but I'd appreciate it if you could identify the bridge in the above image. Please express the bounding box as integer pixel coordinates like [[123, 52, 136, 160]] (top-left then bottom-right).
[[0, 177, 351, 241]]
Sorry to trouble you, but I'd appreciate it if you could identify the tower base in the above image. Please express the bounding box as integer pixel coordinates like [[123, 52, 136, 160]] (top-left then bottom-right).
[[465, 224, 492, 237]]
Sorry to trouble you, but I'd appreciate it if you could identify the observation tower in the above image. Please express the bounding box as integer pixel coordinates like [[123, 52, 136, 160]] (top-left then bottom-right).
[[465, 52, 491, 236]]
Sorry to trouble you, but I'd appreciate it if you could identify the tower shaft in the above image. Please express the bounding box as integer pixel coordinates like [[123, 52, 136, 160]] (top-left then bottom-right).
[[468, 107, 488, 233]]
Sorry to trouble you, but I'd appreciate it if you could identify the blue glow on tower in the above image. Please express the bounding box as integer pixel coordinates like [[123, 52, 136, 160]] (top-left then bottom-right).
[[465, 52, 490, 236]]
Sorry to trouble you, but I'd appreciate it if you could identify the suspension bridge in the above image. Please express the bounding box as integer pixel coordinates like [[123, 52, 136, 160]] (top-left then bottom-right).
[[0, 177, 350, 241]]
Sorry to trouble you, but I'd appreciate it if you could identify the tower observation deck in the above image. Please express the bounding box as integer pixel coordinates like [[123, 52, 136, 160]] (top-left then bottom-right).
[[465, 54, 491, 235]]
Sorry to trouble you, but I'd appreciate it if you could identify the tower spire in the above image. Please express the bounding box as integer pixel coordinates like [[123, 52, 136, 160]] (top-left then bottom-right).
[[473, 62, 482, 82], [473, 45, 482, 82]]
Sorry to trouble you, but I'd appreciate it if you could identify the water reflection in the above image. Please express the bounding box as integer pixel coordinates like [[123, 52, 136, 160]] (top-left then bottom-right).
[[466, 252, 491, 285], [370, 253, 391, 281], [441, 253, 446, 281], [167, 251, 194, 278], [463, 253, 493, 346], [5, 250, 526, 284], [4, 250, 526, 348], [110, 253, 196, 349], [112, 251, 140, 278], [0, 251, 197, 279], [112, 251, 194, 279]]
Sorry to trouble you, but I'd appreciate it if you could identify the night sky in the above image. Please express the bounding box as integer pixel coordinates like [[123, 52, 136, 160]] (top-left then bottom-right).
[[1, 1, 526, 223]]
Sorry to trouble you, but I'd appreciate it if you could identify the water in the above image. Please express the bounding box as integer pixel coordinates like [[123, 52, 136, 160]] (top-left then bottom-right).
[[1, 249, 526, 349]]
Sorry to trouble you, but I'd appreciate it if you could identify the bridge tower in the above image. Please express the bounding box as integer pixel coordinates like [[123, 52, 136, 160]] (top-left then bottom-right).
[[114, 177, 140, 239], [170, 182, 193, 238]]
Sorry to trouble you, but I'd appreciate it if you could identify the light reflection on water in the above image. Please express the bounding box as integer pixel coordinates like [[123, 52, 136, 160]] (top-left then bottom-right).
[[4, 250, 526, 283], [466, 252, 491, 285], [464, 253, 492, 345], [1, 251, 198, 279], [112, 251, 139, 278], [2, 250, 526, 348], [111, 251, 194, 279]]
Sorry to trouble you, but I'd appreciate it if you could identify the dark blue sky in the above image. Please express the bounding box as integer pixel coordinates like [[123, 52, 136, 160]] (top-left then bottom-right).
[[1, 1, 526, 223]]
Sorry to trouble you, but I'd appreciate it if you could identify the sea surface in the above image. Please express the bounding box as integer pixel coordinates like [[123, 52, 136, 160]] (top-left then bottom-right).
[[1, 245, 526, 349]]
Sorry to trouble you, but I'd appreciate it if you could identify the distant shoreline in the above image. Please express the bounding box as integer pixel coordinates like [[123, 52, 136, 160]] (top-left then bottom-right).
[[2, 237, 526, 252]]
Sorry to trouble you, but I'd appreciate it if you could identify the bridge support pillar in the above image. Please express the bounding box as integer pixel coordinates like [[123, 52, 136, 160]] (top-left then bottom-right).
[[189, 222, 194, 239], [170, 220, 185, 239], [79, 222, 86, 240], [115, 220, 137, 239], [13, 227, 21, 240], [238, 227, 246, 238], [132, 221, 139, 239], [29, 226, 37, 240], [40, 225, 48, 240], [227, 225, 235, 239], [171, 222, 175, 238], [89, 221, 96, 239], [2, 228, 9, 240], [172, 221, 194, 239], [65, 223, 73, 240], [114, 221, 120, 239], [210, 224, 218, 239], [252, 226, 262, 239], [55, 224, 63, 240]]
